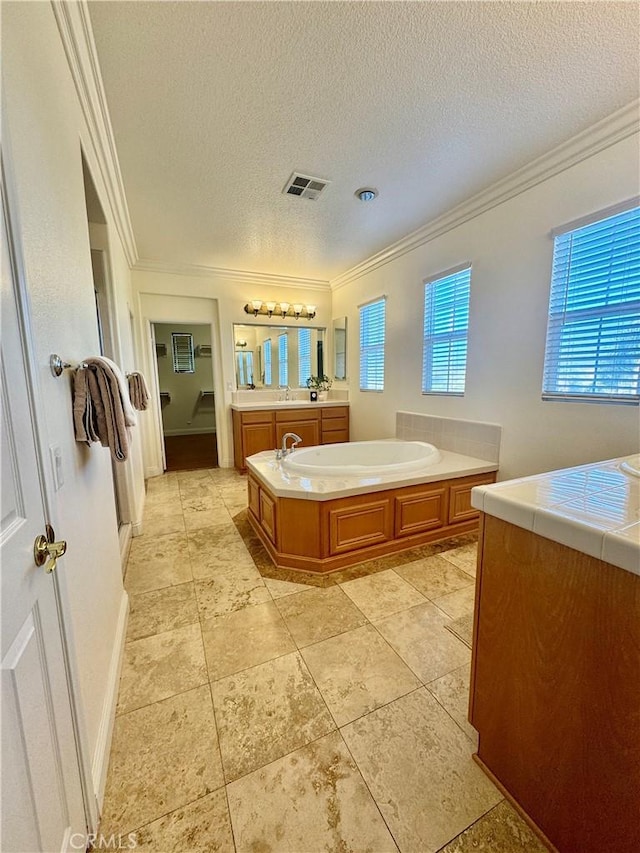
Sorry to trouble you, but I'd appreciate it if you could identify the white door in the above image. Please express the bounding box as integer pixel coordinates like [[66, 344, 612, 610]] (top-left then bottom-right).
[[1, 186, 87, 850]]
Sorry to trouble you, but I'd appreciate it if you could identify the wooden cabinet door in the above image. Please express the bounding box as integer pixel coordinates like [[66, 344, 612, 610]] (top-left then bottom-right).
[[275, 418, 320, 449], [242, 421, 275, 463]]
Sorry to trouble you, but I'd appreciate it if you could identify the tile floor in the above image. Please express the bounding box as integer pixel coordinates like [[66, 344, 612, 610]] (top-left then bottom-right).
[[100, 468, 548, 853]]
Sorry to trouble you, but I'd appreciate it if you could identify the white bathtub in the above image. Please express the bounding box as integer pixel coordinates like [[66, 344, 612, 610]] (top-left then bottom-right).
[[282, 440, 441, 477]]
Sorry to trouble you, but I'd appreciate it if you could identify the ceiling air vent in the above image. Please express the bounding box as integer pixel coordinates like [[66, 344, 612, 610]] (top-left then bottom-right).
[[283, 172, 330, 201]]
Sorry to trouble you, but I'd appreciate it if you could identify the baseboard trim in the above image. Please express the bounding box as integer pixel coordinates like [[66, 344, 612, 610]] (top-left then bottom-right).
[[163, 429, 216, 436], [146, 466, 163, 479], [131, 519, 143, 537], [92, 590, 129, 812], [118, 523, 132, 571]]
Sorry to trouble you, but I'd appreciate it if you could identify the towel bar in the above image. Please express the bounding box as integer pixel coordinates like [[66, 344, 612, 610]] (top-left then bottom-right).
[[50, 354, 88, 377]]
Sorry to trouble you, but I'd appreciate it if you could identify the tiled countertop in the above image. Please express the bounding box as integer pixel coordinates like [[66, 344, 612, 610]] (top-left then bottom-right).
[[471, 455, 640, 576], [231, 400, 348, 412], [246, 449, 498, 501]]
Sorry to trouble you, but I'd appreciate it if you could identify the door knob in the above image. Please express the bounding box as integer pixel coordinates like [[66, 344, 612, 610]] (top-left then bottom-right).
[[34, 524, 67, 574]]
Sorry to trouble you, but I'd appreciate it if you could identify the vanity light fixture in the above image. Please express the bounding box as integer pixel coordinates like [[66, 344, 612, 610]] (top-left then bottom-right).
[[243, 300, 316, 320]]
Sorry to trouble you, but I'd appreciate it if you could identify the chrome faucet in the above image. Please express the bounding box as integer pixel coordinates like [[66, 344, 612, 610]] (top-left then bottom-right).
[[277, 384, 291, 401], [276, 432, 302, 460]]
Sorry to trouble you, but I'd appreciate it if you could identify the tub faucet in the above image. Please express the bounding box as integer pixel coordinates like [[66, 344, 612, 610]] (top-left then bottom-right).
[[277, 432, 302, 459]]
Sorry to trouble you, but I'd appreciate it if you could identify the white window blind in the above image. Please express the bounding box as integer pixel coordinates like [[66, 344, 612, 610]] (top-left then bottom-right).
[[263, 339, 272, 385], [359, 298, 386, 391], [278, 334, 288, 386], [422, 266, 471, 395], [298, 327, 311, 386], [171, 332, 195, 373], [542, 204, 640, 403]]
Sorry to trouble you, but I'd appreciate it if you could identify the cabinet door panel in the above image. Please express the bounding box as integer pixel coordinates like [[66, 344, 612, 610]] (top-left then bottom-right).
[[242, 421, 276, 461], [395, 487, 447, 536], [275, 418, 320, 449]]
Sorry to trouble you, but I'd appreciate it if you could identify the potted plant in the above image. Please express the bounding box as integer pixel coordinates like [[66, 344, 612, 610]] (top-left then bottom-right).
[[306, 374, 332, 400]]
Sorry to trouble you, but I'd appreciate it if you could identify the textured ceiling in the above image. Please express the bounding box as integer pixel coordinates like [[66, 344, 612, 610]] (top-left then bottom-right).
[[88, 1, 639, 282]]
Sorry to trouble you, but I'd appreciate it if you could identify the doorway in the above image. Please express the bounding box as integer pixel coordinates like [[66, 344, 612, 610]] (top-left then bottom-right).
[[153, 322, 218, 471]]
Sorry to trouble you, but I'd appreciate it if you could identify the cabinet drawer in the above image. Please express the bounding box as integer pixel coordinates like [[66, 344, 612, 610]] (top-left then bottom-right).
[[322, 429, 349, 444], [240, 410, 275, 424], [275, 408, 319, 422], [321, 416, 348, 432], [276, 419, 320, 448], [321, 406, 349, 421]]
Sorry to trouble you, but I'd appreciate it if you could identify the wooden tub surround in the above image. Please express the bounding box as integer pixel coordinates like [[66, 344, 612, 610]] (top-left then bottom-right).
[[470, 457, 640, 853], [245, 451, 497, 573]]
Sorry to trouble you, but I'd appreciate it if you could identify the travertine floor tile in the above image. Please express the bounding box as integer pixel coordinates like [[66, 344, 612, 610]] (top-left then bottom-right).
[[276, 586, 367, 647], [375, 602, 471, 683], [117, 623, 208, 714], [125, 533, 192, 595], [396, 555, 475, 600], [227, 731, 398, 853], [183, 496, 230, 532], [134, 789, 234, 852], [140, 503, 186, 538], [433, 585, 476, 620], [211, 651, 334, 782], [439, 543, 478, 578], [202, 600, 295, 681], [127, 582, 199, 641], [100, 686, 223, 835], [340, 569, 427, 621], [195, 570, 271, 619], [264, 576, 312, 599], [187, 525, 256, 579], [437, 799, 549, 852], [341, 689, 501, 853], [146, 473, 180, 495], [301, 624, 421, 726], [426, 664, 477, 743]]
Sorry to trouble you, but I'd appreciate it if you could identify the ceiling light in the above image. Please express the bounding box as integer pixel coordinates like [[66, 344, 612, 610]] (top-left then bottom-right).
[[356, 187, 378, 202]]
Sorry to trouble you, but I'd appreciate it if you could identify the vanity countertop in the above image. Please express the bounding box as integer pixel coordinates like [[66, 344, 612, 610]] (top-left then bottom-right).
[[231, 399, 349, 412], [471, 454, 640, 576]]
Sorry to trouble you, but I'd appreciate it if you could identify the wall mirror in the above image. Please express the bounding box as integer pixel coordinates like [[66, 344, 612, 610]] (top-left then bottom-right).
[[233, 324, 326, 388], [333, 317, 347, 380]]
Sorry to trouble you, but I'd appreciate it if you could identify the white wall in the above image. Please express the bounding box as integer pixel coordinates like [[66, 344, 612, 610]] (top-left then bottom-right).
[[3, 0, 145, 807], [332, 135, 640, 481], [134, 270, 332, 472]]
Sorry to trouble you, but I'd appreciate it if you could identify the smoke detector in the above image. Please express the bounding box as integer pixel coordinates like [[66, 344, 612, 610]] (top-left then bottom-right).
[[283, 172, 330, 201]]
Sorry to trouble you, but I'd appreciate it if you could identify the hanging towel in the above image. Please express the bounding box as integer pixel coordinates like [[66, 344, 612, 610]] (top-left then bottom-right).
[[128, 371, 150, 411], [84, 355, 137, 427], [72, 357, 132, 461]]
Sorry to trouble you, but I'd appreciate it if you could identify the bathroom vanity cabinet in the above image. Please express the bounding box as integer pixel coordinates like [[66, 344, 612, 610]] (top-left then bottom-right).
[[232, 404, 349, 470], [470, 467, 640, 853]]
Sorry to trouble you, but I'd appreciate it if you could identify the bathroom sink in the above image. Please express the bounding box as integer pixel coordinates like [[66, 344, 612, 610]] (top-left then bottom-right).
[[619, 454, 640, 477]]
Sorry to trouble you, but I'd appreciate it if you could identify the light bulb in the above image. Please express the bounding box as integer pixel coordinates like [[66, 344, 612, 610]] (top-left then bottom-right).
[[251, 299, 263, 316], [306, 304, 316, 319], [293, 303, 303, 318], [265, 301, 276, 317], [279, 302, 290, 316]]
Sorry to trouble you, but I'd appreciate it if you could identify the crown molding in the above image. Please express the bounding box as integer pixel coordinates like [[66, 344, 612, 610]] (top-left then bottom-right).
[[51, 1, 138, 266], [133, 258, 331, 292], [331, 100, 640, 291]]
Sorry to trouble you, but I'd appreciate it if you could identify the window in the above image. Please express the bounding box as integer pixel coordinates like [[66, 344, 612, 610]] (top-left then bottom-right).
[[171, 332, 194, 373], [422, 266, 471, 395], [262, 339, 272, 385], [542, 202, 640, 403], [298, 327, 311, 386], [278, 334, 288, 386], [359, 297, 386, 391]]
